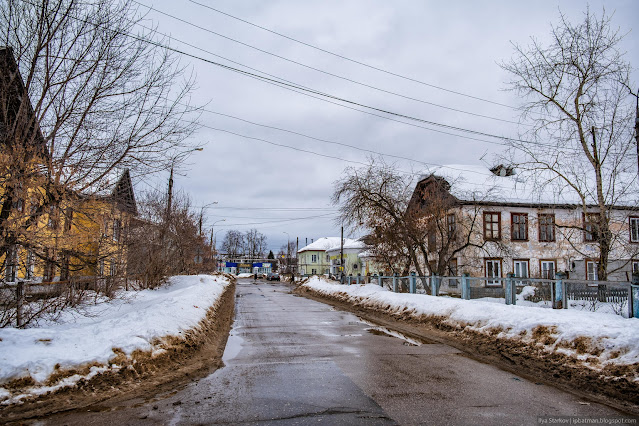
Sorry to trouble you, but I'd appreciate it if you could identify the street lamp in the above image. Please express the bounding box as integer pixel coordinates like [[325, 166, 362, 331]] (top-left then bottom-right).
[[283, 231, 290, 275], [210, 219, 225, 271], [166, 147, 204, 222]]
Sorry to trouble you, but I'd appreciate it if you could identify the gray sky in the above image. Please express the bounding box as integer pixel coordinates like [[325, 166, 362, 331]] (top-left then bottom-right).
[[134, 0, 639, 253]]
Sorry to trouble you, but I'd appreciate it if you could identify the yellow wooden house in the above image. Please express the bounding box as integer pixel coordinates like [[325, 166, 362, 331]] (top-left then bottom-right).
[[1, 46, 138, 285]]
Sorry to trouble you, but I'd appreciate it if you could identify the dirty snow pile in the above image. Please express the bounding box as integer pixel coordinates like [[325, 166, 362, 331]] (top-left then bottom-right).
[[301, 277, 639, 373], [0, 274, 231, 403], [236, 273, 254, 278]]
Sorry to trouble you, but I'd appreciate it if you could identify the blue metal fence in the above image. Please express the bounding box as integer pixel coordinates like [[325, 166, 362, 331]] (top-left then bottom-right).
[[335, 272, 639, 319]]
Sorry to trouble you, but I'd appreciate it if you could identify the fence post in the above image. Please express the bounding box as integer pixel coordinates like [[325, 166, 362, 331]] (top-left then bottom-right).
[[554, 272, 566, 309], [393, 273, 398, 293], [378, 275, 383, 287], [461, 273, 470, 300], [631, 273, 639, 319], [431, 275, 440, 297], [505, 273, 515, 305], [356, 273, 361, 285], [409, 272, 416, 294], [16, 281, 24, 328]]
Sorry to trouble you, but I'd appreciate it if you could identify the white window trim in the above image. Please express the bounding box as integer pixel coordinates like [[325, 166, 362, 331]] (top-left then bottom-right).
[[485, 259, 501, 286]]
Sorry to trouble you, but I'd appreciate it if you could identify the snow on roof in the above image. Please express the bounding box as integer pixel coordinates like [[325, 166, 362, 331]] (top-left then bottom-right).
[[326, 239, 366, 253], [297, 237, 342, 253], [298, 237, 364, 253], [424, 164, 636, 206]]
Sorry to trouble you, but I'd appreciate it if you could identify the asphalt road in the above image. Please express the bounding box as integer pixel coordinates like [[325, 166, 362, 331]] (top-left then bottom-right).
[[42, 278, 629, 425]]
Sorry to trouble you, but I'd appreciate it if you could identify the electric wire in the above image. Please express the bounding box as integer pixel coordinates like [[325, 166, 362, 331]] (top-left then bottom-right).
[[187, 0, 520, 111], [134, 1, 525, 126]]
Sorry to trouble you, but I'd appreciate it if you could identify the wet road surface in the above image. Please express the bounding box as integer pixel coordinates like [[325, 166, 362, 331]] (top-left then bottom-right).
[[43, 279, 627, 425]]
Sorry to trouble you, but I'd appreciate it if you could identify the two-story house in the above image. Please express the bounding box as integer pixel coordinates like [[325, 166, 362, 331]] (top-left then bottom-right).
[[409, 165, 638, 283]]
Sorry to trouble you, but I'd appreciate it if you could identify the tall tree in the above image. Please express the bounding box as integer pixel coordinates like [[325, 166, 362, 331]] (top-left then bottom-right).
[[0, 0, 198, 269], [500, 9, 637, 279], [244, 228, 267, 259], [221, 230, 244, 258]]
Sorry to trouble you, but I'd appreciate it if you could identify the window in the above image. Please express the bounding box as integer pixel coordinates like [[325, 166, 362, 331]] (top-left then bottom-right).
[[538, 214, 555, 242], [584, 213, 600, 242], [632, 261, 639, 275], [113, 219, 121, 242], [513, 260, 529, 284], [540, 260, 556, 279], [428, 230, 437, 251], [447, 214, 456, 240], [485, 259, 501, 286], [311, 254, 317, 263], [47, 205, 59, 229], [4, 246, 16, 282], [326, 254, 330, 262], [25, 250, 34, 280], [99, 259, 105, 276], [586, 261, 598, 281], [630, 217, 639, 243], [511, 213, 528, 241], [311, 268, 317, 275], [483, 212, 501, 240], [64, 208, 73, 232], [448, 258, 458, 287], [110, 262, 117, 276], [353, 263, 358, 270]]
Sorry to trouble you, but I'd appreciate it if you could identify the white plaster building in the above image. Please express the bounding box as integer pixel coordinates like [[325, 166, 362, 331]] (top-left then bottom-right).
[[409, 165, 639, 283]]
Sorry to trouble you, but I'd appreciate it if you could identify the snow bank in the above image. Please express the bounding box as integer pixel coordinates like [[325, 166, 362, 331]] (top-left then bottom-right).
[[301, 277, 639, 372], [0, 274, 231, 401], [237, 273, 254, 278]]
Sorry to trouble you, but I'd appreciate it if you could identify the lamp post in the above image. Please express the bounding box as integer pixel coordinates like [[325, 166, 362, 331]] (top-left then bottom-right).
[[210, 219, 226, 268], [283, 231, 290, 275], [166, 147, 204, 223]]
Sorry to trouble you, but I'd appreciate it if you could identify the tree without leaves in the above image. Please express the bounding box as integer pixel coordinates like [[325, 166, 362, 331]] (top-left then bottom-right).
[[0, 0, 199, 271], [332, 158, 431, 283], [244, 228, 267, 259], [221, 230, 244, 258], [500, 8, 638, 279]]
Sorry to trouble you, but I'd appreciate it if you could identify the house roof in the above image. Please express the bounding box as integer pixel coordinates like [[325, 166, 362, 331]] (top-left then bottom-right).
[[416, 164, 638, 209], [325, 239, 366, 254], [0, 47, 47, 156], [298, 237, 342, 253]]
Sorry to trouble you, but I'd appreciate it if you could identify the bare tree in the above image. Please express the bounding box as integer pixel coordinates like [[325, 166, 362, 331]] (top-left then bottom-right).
[[244, 229, 267, 259], [332, 158, 430, 279], [221, 230, 245, 259], [0, 0, 199, 275], [128, 187, 202, 288], [500, 8, 637, 279]]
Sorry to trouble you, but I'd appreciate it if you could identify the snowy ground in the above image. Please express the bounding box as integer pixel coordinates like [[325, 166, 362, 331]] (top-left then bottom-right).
[[0, 274, 231, 404], [301, 277, 639, 376]]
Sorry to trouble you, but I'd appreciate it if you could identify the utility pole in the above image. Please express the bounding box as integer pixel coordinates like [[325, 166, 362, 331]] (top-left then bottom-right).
[[340, 226, 344, 281], [635, 88, 639, 180]]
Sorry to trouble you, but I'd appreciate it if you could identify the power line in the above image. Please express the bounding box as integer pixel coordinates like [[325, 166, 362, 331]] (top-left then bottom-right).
[[140, 24, 520, 150], [127, 30, 530, 147], [187, 0, 521, 111], [134, 1, 525, 126]]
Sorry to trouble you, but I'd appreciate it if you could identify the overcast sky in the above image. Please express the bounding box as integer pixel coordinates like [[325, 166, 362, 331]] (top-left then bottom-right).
[[133, 0, 639, 253]]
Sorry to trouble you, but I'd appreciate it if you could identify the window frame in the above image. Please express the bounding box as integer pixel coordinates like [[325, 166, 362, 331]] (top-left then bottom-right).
[[583, 213, 600, 242], [446, 213, 456, 240], [483, 212, 501, 241], [511, 213, 528, 241], [538, 214, 556, 242], [630, 216, 639, 243], [484, 258, 502, 286], [586, 259, 599, 281], [513, 259, 530, 285], [540, 259, 557, 280]]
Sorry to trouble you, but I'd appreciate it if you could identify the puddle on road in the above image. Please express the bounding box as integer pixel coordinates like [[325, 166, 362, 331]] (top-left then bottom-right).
[[222, 330, 244, 363], [359, 318, 433, 346]]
